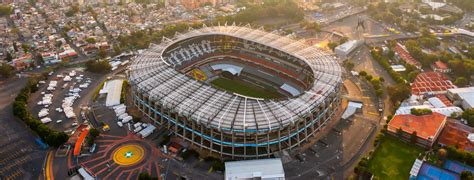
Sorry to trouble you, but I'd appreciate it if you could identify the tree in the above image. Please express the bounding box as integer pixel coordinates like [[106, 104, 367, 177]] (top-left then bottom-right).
[[85, 60, 111, 73], [113, 45, 121, 56], [0, 5, 13, 17], [344, 61, 354, 70], [407, 71, 420, 82], [21, 44, 30, 54], [375, 89, 384, 97], [461, 171, 473, 180], [410, 108, 432, 116], [98, 47, 107, 59], [89, 128, 100, 138], [388, 83, 411, 103], [365, 75, 373, 81], [462, 109, 474, 127], [85, 37, 96, 44], [5, 52, 12, 62], [37, 54, 44, 64], [327, 42, 338, 51], [138, 172, 155, 180], [396, 127, 403, 138], [45, 131, 69, 147], [359, 71, 367, 76], [454, 77, 469, 87], [410, 131, 417, 144], [0, 63, 15, 78], [339, 37, 349, 44]]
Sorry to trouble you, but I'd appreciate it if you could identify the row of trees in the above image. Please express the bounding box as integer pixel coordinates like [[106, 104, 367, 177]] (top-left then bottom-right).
[[410, 108, 432, 116], [13, 76, 69, 147], [359, 71, 385, 97], [370, 48, 412, 104], [445, 146, 474, 166]]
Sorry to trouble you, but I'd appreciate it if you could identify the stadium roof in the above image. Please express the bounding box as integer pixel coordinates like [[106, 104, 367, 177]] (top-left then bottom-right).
[[129, 25, 342, 132]]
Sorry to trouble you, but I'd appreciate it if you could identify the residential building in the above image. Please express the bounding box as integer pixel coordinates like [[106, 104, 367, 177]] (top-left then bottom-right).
[[438, 120, 474, 152], [387, 112, 447, 148], [431, 60, 451, 73]]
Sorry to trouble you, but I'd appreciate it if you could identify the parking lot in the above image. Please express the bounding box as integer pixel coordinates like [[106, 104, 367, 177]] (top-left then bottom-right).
[[28, 68, 103, 133], [0, 77, 47, 180]]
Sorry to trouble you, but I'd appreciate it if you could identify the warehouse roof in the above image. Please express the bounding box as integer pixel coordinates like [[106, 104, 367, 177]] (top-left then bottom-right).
[[225, 158, 285, 180], [104, 79, 124, 107], [411, 72, 456, 95]]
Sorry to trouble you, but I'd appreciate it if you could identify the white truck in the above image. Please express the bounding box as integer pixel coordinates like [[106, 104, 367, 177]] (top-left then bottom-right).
[[139, 124, 156, 138], [133, 122, 142, 129], [121, 116, 132, 123], [113, 104, 125, 110], [40, 117, 52, 124], [115, 108, 126, 116], [117, 113, 128, 120], [133, 126, 142, 133]]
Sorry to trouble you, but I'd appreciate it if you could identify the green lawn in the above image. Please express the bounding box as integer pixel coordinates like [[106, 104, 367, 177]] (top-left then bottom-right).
[[367, 136, 424, 180], [210, 78, 282, 99]]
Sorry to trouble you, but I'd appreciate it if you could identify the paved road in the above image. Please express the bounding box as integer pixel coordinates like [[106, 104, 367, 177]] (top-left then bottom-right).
[[0, 77, 47, 179]]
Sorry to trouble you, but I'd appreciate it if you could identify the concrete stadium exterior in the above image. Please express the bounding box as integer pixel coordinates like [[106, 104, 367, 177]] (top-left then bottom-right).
[[128, 25, 343, 159]]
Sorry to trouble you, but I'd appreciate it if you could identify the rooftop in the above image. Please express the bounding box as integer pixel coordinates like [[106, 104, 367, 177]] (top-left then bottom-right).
[[225, 158, 285, 180], [128, 25, 342, 132], [411, 72, 457, 95], [388, 112, 447, 140], [432, 60, 449, 70], [394, 43, 421, 69], [438, 120, 474, 152]]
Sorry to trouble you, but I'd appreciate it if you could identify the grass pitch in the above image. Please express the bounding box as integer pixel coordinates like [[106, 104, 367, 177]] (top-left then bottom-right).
[[367, 136, 424, 180], [210, 78, 282, 99]]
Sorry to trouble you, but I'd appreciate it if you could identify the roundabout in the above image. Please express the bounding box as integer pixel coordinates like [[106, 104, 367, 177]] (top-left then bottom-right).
[[112, 144, 145, 166], [78, 133, 170, 179]]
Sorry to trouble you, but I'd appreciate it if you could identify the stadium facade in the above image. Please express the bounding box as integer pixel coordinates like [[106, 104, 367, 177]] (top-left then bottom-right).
[[128, 25, 343, 159]]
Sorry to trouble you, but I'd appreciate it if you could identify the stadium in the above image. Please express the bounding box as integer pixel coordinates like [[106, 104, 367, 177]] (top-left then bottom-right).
[[128, 25, 343, 159]]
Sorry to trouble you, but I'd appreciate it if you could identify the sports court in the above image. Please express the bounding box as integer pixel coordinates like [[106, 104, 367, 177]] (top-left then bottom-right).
[[416, 163, 459, 180]]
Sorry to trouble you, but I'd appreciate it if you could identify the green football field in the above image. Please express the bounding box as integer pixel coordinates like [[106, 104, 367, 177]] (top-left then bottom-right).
[[210, 78, 283, 99], [367, 136, 424, 180]]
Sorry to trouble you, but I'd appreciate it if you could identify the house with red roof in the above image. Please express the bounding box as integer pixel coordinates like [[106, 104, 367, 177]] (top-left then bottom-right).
[[387, 112, 447, 148], [411, 72, 457, 95], [438, 120, 474, 152], [431, 60, 451, 73], [10, 54, 33, 71]]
